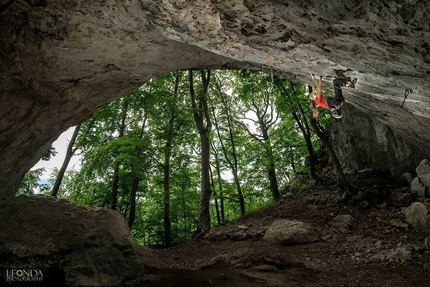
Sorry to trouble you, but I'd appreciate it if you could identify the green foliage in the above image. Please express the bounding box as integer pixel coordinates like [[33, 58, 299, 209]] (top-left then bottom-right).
[[17, 168, 51, 195], [19, 69, 333, 248], [41, 145, 58, 161]]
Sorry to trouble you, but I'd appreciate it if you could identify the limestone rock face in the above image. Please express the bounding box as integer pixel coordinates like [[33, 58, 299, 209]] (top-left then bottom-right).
[[1, 0, 430, 196], [0, 195, 163, 286]]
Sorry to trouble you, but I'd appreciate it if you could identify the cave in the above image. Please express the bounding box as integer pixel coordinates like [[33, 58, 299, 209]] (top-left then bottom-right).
[[1, 0, 430, 286]]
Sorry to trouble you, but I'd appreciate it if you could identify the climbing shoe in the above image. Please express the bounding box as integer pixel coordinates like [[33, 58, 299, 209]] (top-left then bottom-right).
[[345, 77, 357, 89]]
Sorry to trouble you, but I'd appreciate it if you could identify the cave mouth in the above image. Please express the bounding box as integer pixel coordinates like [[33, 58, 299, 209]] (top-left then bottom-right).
[[27, 68, 324, 246]]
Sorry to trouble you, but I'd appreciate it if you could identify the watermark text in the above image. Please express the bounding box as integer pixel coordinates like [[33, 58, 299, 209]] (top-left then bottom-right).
[[6, 269, 43, 282]]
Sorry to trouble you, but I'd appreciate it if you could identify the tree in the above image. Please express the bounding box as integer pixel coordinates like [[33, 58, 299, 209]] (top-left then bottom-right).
[[210, 143, 225, 223], [211, 74, 246, 215], [51, 125, 81, 196], [18, 144, 57, 196], [142, 71, 190, 247], [209, 161, 221, 224], [188, 69, 213, 235], [110, 98, 130, 210], [235, 70, 281, 201], [128, 115, 148, 228], [17, 168, 49, 195], [50, 121, 97, 197], [275, 79, 320, 181]]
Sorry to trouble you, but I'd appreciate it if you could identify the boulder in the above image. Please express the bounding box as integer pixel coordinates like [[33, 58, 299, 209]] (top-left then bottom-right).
[[411, 177, 427, 197], [399, 172, 415, 187], [0, 195, 162, 286], [329, 214, 354, 230], [263, 219, 319, 245], [368, 245, 414, 264], [425, 237, 430, 250], [417, 159, 430, 188], [403, 202, 430, 232], [390, 188, 412, 207]]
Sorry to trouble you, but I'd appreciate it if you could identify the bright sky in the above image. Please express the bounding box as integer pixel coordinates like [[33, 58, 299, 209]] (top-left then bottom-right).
[[31, 127, 81, 180]]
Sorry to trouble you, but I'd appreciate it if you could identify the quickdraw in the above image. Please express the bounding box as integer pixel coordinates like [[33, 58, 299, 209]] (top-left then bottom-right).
[[401, 88, 413, 107]]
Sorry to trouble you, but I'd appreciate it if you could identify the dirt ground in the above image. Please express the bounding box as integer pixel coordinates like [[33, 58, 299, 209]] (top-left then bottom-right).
[[128, 172, 430, 287]]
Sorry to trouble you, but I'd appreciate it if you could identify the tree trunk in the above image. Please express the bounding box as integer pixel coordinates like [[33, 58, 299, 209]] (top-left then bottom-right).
[[220, 190, 225, 223], [197, 128, 212, 233], [110, 99, 129, 210], [189, 69, 213, 235], [51, 123, 81, 196], [212, 80, 246, 215], [290, 150, 296, 173], [233, 171, 245, 215], [110, 167, 120, 210], [293, 105, 319, 181], [268, 162, 280, 201], [163, 138, 172, 247], [182, 191, 187, 235], [261, 126, 280, 201], [128, 174, 139, 227], [209, 149, 225, 223], [209, 165, 221, 225], [276, 80, 319, 181], [213, 157, 226, 223], [129, 116, 146, 228], [294, 100, 319, 181]]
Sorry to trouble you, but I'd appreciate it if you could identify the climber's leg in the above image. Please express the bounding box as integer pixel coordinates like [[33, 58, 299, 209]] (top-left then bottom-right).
[[333, 79, 344, 99]]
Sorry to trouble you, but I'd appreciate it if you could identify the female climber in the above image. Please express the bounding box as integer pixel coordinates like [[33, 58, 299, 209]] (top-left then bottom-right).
[[309, 73, 355, 119]]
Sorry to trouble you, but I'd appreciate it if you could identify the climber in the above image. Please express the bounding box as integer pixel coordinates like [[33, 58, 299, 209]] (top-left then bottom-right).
[[309, 73, 356, 119]]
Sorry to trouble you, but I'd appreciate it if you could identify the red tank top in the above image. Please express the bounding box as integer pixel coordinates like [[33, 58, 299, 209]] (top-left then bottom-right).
[[315, 95, 328, 110]]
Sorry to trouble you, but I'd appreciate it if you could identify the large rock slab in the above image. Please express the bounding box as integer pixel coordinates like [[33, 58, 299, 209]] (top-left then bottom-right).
[[0, 195, 162, 286], [263, 219, 319, 244], [331, 104, 424, 177]]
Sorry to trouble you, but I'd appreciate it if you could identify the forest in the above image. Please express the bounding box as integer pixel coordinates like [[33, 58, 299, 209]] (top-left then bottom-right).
[[18, 70, 336, 248]]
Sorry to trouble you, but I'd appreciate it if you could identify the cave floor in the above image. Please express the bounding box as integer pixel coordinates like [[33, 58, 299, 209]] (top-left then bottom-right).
[[129, 172, 430, 287]]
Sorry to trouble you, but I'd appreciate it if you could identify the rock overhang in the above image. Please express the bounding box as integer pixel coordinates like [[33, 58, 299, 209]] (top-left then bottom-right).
[[0, 0, 429, 196]]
